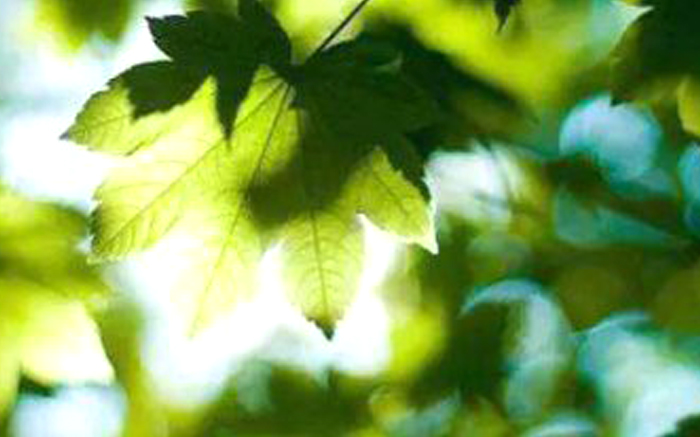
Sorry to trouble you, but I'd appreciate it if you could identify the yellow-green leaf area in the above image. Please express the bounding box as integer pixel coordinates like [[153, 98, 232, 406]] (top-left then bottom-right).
[[65, 2, 438, 334], [679, 78, 700, 137], [34, 0, 133, 52], [0, 187, 112, 417]]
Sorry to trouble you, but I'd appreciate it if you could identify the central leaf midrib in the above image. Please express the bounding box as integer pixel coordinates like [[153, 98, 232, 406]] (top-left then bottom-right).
[[297, 113, 330, 319], [189, 84, 294, 333]]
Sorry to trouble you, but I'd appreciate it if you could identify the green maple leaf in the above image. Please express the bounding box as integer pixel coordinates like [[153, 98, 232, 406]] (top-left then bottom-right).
[[65, 0, 438, 335]]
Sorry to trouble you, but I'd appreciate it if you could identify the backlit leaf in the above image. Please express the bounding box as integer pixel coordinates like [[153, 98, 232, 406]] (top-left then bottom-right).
[[65, 1, 438, 334]]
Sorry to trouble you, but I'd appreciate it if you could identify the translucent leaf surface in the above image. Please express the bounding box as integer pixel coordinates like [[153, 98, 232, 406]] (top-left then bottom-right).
[[66, 1, 437, 334]]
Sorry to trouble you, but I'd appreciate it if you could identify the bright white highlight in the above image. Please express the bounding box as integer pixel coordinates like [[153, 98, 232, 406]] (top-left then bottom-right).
[[427, 146, 526, 225]]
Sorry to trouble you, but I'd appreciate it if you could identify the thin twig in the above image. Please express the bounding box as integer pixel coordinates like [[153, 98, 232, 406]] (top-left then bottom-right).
[[310, 0, 373, 57]]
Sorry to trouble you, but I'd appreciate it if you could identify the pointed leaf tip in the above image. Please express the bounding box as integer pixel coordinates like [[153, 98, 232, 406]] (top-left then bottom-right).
[[315, 319, 335, 340]]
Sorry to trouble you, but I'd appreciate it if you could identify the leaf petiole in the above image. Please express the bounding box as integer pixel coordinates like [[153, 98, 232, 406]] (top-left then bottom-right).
[[310, 0, 374, 57]]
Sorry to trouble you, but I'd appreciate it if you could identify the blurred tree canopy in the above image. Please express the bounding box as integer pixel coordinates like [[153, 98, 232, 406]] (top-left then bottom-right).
[[3, 0, 700, 436]]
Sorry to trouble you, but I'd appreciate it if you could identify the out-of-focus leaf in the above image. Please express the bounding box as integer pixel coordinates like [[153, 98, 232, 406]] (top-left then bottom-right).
[[665, 414, 700, 437], [610, 0, 700, 137], [651, 264, 700, 335], [65, 2, 437, 335], [186, 0, 238, 12], [678, 78, 700, 137], [547, 242, 697, 331], [493, 0, 522, 30], [397, 277, 573, 427], [611, 0, 700, 99], [198, 363, 373, 436], [451, 400, 513, 437], [34, 0, 135, 52], [553, 263, 632, 330], [269, 0, 637, 109], [16, 375, 57, 398], [0, 186, 112, 419], [410, 301, 512, 405], [545, 157, 687, 240], [531, 150, 700, 333], [368, 0, 631, 109], [362, 24, 527, 155], [382, 223, 477, 388], [97, 298, 167, 437], [579, 316, 700, 437], [0, 323, 18, 424]]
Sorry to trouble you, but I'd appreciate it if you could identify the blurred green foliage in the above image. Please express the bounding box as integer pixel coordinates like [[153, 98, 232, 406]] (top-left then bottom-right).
[[35, 0, 134, 52], [0, 185, 110, 426], [4, 0, 700, 436], [611, 0, 700, 137]]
